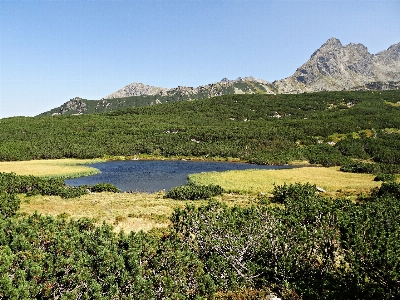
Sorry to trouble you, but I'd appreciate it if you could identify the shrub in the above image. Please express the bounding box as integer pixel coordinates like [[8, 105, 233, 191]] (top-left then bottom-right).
[[373, 173, 397, 182], [271, 182, 318, 204], [376, 182, 400, 198], [341, 162, 400, 175], [0, 192, 20, 218], [165, 184, 224, 200], [340, 162, 380, 174], [340, 195, 400, 298], [306, 144, 347, 166], [90, 183, 120, 193], [57, 186, 90, 199], [335, 137, 369, 159]]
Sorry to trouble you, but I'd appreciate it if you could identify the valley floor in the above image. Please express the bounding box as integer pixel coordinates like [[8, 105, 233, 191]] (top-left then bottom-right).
[[4, 158, 388, 232]]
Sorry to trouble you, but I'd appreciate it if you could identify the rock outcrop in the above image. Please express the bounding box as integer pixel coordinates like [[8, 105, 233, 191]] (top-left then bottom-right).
[[103, 82, 168, 99], [52, 97, 87, 115]]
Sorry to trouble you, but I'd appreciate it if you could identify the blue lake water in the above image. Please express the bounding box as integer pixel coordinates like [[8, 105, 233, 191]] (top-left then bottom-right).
[[65, 160, 293, 193]]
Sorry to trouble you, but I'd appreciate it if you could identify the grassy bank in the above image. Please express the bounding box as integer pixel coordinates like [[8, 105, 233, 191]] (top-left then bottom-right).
[[189, 166, 382, 197], [0, 158, 104, 178]]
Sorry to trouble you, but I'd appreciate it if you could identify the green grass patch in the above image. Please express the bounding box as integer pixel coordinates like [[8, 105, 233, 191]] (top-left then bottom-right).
[[188, 166, 381, 197]]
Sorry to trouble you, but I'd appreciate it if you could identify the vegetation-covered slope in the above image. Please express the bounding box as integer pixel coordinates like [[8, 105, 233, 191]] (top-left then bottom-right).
[[2, 90, 400, 169]]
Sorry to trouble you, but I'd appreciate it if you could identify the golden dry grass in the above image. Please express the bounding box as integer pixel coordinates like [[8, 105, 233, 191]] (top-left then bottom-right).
[[0, 158, 104, 178], [19, 192, 255, 232], [189, 166, 381, 197], [20, 192, 178, 232]]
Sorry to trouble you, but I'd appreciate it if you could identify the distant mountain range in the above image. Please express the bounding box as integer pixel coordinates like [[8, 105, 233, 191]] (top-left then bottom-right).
[[40, 38, 400, 116]]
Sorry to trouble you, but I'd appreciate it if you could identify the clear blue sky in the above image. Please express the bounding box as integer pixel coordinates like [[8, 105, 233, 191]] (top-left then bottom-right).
[[1, 0, 399, 118]]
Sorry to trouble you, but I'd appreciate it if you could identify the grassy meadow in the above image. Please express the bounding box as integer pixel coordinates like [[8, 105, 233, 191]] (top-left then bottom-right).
[[0, 158, 104, 178], [189, 166, 381, 197], [19, 191, 257, 232]]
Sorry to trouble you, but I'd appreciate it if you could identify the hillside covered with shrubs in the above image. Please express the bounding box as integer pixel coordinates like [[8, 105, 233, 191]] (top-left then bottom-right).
[[1, 90, 399, 170], [1, 177, 400, 298]]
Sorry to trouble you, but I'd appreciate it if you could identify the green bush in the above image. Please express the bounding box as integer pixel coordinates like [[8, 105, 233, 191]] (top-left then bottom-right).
[[89, 183, 120, 193], [373, 173, 397, 182], [376, 181, 400, 198], [335, 137, 369, 159], [340, 195, 400, 298], [1, 180, 400, 298], [0, 192, 20, 218], [341, 162, 400, 175], [306, 144, 348, 167], [165, 184, 224, 200], [271, 182, 318, 204], [0, 172, 89, 199], [340, 161, 380, 174]]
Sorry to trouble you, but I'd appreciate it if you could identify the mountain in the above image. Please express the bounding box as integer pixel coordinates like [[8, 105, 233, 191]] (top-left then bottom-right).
[[39, 38, 400, 116], [40, 77, 277, 116], [274, 38, 400, 93], [103, 82, 168, 99]]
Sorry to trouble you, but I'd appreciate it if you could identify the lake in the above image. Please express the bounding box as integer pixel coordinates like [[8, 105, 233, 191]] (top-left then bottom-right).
[[65, 160, 293, 193]]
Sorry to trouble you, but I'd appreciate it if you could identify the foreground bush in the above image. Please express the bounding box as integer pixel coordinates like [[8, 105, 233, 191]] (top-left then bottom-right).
[[171, 184, 400, 299], [375, 181, 400, 198], [0, 172, 120, 199], [89, 182, 120, 193], [165, 183, 224, 200], [271, 182, 318, 204], [0, 214, 215, 299], [374, 173, 397, 182], [1, 181, 399, 299], [0, 192, 20, 219]]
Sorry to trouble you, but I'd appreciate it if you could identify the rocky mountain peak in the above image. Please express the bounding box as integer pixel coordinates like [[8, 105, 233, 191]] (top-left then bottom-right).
[[373, 42, 400, 82], [41, 38, 400, 116], [103, 82, 169, 99], [274, 37, 399, 93], [310, 38, 342, 58], [322, 37, 342, 49], [375, 42, 400, 61]]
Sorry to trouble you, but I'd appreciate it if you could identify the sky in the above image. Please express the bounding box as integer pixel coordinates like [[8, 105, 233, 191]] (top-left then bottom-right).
[[0, 0, 399, 118]]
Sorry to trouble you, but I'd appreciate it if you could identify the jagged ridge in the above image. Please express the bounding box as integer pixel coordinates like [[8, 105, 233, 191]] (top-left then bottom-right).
[[274, 38, 400, 93]]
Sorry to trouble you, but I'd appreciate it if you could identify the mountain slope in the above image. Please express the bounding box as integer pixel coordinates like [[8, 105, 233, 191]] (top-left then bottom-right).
[[39, 38, 400, 116], [103, 82, 168, 99]]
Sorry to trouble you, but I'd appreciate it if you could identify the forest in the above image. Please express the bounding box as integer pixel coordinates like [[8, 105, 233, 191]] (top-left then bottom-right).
[[0, 90, 400, 299]]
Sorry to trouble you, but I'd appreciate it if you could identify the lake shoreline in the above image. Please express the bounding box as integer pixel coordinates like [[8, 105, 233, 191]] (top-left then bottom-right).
[[65, 159, 300, 193]]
